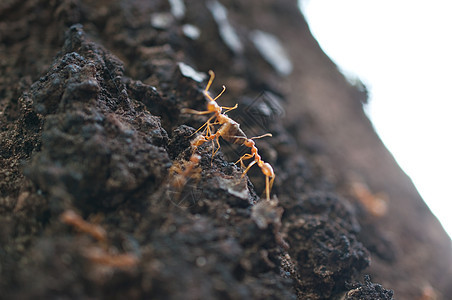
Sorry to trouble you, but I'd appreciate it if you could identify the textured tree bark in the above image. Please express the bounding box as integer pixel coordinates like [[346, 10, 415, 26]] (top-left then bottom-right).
[[0, 0, 450, 299]]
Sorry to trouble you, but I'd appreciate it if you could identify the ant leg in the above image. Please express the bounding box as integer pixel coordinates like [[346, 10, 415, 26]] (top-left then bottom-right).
[[265, 176, 270, 201], [210, 137, 221, 165], [192, 115, 216, 136], [203, 132, 221, 165], [241, 160, 257, 177], [222, 103, 238, 113], [210, 132, 224, 164], [269, 176, 275, 192], [238, 153, 254, 161], [181, 108, 212, 115], [180, 108, 217, 136], [235, 153, 254, 168], [264, 175, 275, 201], [212, 137, 221, 156], [209, 138, 215, 164], [205, 119, 221, 137]]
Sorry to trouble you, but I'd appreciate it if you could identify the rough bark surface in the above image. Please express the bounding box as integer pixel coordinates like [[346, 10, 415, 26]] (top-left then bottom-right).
[[0, 1, 450, 299]]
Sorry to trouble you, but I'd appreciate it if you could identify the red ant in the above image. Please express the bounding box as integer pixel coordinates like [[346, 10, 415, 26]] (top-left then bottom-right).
[[167, 153, 202, 207], [182, 71, 275, 200]]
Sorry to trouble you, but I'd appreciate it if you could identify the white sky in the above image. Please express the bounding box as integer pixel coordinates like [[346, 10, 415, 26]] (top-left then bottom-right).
[[299, 0, 452, 238]]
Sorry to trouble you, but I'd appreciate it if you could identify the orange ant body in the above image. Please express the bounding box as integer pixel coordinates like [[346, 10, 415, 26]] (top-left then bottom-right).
[[167, 153, 202, 207], [60, 210, 107, 243], [60, 210, 138, 268], [169, 153, 201, 190], [82, 247, 138, 268], [182, 71, 275, 200]]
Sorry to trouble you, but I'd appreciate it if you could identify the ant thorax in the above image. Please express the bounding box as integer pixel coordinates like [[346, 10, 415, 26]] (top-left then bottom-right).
[[216, 113, 229, 124]]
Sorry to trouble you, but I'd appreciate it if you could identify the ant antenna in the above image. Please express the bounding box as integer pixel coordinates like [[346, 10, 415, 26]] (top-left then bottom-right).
[[250, 133, 273, 140], [213, 85, 226, 101], [204, 70, 226, 103], [223, 103, 238, 114]]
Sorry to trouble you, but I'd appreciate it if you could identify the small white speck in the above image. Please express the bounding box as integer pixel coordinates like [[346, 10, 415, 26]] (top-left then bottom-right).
[[150, 13, 174, 29], [217, 177, 249, 199], [178, 62, 207, 82], [250, 30, 293, 76], [182, 24, 201, 40], [207, 0, 244, 55], [196, 256, 207, 267], [168, 0, 185, 20]]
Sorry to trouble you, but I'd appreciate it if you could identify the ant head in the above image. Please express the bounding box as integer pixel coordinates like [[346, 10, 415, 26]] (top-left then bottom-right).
[[207, 101, 220, 112], [244, 139, 255, 148]]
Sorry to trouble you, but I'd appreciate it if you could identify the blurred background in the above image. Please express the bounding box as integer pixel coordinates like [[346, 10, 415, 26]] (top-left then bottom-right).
[[299, 0, 452, 239]]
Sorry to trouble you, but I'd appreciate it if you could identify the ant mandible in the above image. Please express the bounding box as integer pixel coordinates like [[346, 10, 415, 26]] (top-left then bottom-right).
[[182, 71, 275, 201]]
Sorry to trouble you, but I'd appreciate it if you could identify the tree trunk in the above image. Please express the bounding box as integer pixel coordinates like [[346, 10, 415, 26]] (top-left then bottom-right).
[[0, 0, 450, 299]]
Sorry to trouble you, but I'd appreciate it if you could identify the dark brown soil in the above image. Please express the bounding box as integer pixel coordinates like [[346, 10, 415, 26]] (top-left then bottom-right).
[[0, 1, 450, 299]]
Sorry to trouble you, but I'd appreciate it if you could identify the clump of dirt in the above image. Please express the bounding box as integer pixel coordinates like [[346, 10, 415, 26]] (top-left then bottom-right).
[[0, 1, 400, 299], [281, 191, 370, 298], [25, 25, 170, 211], [344, 275, 394, 299]]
